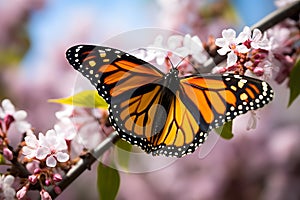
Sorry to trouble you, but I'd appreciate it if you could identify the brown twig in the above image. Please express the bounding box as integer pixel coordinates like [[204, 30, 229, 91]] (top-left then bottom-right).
[[48, 131, 119, 198]]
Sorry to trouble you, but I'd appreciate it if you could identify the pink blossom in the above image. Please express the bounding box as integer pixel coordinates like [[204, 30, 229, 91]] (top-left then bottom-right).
[[38, 130, 69, 167], [26, 160, 40, 174], [134, 34, 208, 68], [215, 28, 250, 67], [55, 106, 103, 151], [28, 175, 38, 185], [3, 147, 13, 161], [22, 130, 40, 159], [22, 129, 69, 167], [53, 173, 62, 182], [16, 186, 27, 200], [40, 189, 52, 200], [0, 99, 31, 133], [174, 34, 208, 64]]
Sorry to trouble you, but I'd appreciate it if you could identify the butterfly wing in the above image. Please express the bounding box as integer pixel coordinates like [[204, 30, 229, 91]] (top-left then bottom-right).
[[179, 73, 274, 132], [66, 45, 170, 153], [109, 81, 209, 157], [66, 45, 274, 158], [147, 74, 274, 157], [66, 45, 164, 103]]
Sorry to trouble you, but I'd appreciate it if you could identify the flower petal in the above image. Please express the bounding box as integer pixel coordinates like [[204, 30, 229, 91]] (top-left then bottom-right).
[[252, 28, 262, 42], [4, 175, 15, 186], [15, 121, 31, 133], [167, 35, 183, 50], [193, 53, 208, 64], [236, 26, 250, 43], [227, 51, 237, 67], [4, 186, 16, 199], [222, 29, 236, 41], [183, 34, 192, 48], [46, 155, 57, 167], [13, 110, 27, 120], [217, 46, 231, 56], [175, 47, 189, 57], [2, 99, 15, 115], [22, 146, 35, 158], [215, 38, 227, 48], [36, 146, 50, 160], [24, 134, 39, 148], [236, 44, 250, 53], [56, 152, 69, 162]]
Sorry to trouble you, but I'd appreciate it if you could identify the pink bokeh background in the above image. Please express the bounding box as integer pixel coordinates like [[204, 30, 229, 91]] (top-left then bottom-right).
[[1, 0, 299, 199]]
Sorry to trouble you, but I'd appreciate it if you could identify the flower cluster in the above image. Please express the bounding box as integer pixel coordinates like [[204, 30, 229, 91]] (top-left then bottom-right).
[[0, 99, 31, 198], [23, 129, 69, 167], [0, 175, 15, 200], [214, 22, 299, 82], [0, 99, 31, 133], [0, 98, 111, 199], [54, 106, 111, 152], [214, 26, 270, 76], [133, 34, 209, 75]]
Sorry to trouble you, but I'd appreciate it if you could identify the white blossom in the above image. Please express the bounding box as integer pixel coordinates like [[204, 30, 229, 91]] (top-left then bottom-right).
[[0, 99, 31, 132], [215, 28, 250, 67], [174, 34, 208, 64], [22, 129, 69, 167], [0, 175, 16, 200]]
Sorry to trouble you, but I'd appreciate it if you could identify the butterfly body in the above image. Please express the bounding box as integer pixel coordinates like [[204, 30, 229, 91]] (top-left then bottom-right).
[[66, 45, 274, 157]]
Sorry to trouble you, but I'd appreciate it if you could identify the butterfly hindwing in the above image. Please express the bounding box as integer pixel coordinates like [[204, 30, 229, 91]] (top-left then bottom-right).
[[179, 74, 274, 132]]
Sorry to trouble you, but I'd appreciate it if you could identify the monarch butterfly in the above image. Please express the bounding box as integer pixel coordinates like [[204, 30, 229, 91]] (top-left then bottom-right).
[[66, 45, 273, 157]]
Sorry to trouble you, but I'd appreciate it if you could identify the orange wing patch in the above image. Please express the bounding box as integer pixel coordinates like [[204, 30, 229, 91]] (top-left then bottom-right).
[[117, 85, 162, 138], [155, 95, 198, 148]]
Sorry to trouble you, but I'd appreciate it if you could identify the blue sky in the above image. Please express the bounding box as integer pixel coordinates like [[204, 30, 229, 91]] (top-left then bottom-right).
[[22, 0, 276, 75], [22, 0, 157, 73]]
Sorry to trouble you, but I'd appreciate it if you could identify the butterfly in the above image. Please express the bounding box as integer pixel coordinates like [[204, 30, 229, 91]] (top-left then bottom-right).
[[66, 45, 274, 158]]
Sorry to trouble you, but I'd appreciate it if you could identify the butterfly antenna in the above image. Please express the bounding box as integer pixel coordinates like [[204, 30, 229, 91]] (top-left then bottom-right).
[[177, 55, 190, 68], [165, 54, 175, 70]]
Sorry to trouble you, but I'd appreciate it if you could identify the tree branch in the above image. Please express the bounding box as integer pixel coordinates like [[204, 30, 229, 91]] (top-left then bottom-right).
[[48, 131, 120, 198]]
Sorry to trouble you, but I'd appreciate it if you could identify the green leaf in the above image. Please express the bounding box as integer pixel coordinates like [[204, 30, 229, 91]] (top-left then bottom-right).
[[0, 154, 5, 164], [48, 90, 108, 108], [114, 139, 132, 171], [214, 121, 233, 139], [97, 162, 120, 200], [288, 59, 300, 107]]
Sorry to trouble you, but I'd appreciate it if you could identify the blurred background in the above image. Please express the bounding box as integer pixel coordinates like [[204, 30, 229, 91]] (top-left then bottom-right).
[[1, 0, 300, 199]]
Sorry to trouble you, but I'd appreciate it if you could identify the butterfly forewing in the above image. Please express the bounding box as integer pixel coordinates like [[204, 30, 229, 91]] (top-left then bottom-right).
[[66, 45, 164, 103]]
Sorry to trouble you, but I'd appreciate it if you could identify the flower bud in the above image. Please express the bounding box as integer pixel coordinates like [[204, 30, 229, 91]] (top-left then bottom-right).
[[54, 186, 62, 194], [253, 66, 264, 76], [53, 173, 62, 182], [16, 186, 27, 199], [40, 189, 52, 200], [3, 147, 13, 161], [45, 179, 51, 186], [28, 175, 38, 185], [4, 115, 14, 131], [33, 168, 41, 174]]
